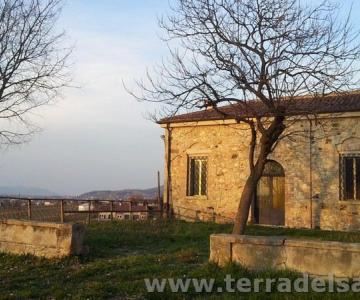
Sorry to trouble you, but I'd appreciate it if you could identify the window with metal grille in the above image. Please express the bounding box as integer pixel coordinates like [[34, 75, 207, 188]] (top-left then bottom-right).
[[340, 155, 360, 200], [187, 156, 208, 196]]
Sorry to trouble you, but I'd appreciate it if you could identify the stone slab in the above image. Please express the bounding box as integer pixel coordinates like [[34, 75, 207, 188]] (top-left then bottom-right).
[[0, 219, 86, 258], [210, 234, 360, 278]]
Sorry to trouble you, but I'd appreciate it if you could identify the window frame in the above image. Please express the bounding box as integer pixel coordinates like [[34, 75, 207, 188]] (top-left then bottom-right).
[[340, 153, 360, 201], [187, 156, 208, 197]]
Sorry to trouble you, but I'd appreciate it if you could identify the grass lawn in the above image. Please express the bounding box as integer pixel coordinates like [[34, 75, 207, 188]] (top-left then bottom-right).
[[1, 220, 360, 299]]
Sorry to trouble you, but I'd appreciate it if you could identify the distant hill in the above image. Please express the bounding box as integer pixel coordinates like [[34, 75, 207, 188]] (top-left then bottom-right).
[[0, 186, 57, 197], [79, 186, 163, 200]]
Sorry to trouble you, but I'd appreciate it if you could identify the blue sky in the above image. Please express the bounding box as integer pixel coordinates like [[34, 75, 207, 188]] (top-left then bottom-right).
[[0, 0, 359, 195]]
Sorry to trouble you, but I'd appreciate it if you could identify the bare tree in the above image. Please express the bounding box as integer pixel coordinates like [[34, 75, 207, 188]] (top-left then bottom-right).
[[131, 0, 360, 234], [0, 0, 71, 145]]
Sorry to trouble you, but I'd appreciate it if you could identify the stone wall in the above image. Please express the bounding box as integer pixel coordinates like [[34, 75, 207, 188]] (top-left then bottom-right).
[[162, 113, 360, 231], [210, 234, 360, 278], [0, 219, 86, 258]]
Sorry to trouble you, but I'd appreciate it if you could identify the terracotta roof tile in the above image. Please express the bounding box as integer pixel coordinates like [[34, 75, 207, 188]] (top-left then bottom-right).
[[158, 92, 360, 124]]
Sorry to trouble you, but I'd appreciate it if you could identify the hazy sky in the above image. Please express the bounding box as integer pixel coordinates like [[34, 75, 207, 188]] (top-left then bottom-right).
[[0, 0, 169, 195], [0, 0, 359, 195]]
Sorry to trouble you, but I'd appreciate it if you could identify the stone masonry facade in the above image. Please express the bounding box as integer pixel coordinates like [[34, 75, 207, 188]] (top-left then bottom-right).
[[162, 112, 360, 231]]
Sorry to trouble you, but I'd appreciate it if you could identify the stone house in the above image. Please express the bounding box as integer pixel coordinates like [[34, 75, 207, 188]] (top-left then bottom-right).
[[98, 207, 148, 221], [159, 93, 360, 231]]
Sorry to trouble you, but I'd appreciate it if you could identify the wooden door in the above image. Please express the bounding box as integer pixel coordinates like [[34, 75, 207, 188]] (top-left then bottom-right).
[[257, 176, 272, 224], [256, 161, 285, 226]]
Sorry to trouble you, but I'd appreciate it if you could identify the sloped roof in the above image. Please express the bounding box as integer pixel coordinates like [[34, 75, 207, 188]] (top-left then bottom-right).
[[158, 92, 360, 124]]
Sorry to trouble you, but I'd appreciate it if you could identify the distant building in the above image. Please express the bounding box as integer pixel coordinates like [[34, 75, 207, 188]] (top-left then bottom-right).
[[98, 200, 159, 221], [78, 202, 95, 211]]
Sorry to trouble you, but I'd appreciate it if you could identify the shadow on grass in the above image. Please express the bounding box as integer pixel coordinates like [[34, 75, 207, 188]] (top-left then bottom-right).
[[85, 219, 231, 259], [85, 220, 360, 260], [1, 220, 360, 299]]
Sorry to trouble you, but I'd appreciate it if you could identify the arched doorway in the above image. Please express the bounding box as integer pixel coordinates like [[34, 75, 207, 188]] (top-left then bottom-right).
[[255, 160, 285, 226]]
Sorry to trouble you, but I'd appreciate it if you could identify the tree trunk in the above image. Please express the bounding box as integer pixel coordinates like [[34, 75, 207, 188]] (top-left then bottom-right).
[[232, 160, 266, 234], [232, 116, 286, 235]]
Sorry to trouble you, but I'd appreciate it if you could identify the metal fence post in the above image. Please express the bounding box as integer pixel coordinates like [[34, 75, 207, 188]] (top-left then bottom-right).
[[110, 200, 114, 220], [144, 200, 148, 220], [157, 171, 163, 218], [60, 199, 64, 223], [27, 199, 32, 220], [87, 200, 91, 224], [129, 201, 133, 221]]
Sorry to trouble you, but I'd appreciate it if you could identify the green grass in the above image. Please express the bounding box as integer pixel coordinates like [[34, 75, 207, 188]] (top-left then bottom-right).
[[1, 220, 360, 299]]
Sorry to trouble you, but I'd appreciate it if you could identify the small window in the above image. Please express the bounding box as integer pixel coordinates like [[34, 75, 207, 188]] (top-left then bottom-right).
[[187, 156, 208, 196], [340, 155, 360, 200]]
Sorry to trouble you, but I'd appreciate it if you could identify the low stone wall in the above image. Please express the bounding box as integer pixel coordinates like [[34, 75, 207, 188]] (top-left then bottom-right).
[[210, 234, 360, 278], [0, 219, 86, 258]]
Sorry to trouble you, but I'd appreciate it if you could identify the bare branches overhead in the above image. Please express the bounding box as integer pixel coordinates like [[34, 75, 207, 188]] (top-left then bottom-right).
[[0, 0, 71, 145], [133, 0, 360, 121]]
